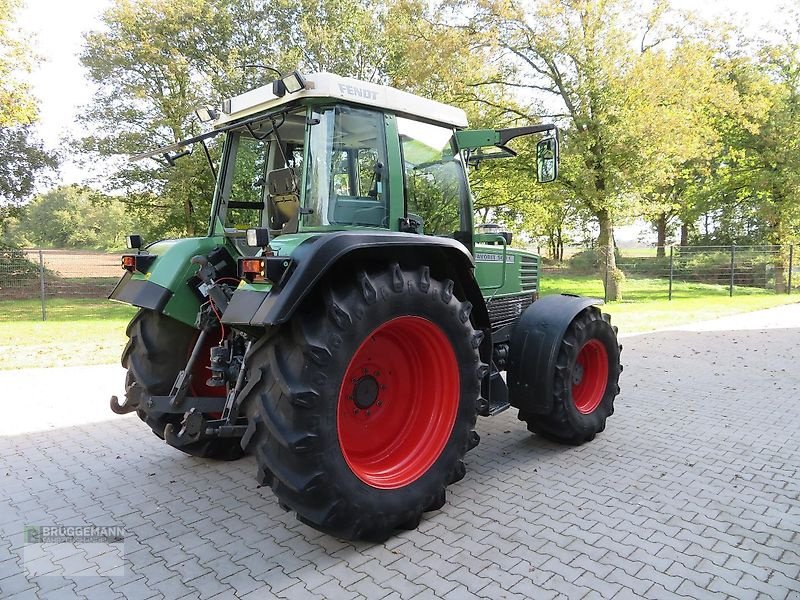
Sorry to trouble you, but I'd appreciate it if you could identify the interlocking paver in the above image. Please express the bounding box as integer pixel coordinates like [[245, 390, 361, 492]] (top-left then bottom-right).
[[2, 304, 800, 598]]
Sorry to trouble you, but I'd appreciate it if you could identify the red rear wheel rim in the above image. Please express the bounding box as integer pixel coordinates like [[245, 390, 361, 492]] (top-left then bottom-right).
[[337, 316, 460, 489], [572, 339, 609, 414], [190, 333, 226, 418]]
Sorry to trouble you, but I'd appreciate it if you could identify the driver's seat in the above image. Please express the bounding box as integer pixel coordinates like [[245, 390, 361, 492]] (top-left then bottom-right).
[[267, 167, 300, 232]]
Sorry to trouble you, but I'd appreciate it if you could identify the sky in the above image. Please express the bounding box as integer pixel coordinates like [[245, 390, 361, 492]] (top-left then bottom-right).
[[12, 0, 791, 197]]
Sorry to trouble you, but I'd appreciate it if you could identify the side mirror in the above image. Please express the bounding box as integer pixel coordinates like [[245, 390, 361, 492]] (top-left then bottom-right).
[[536, 136, 559, 183]]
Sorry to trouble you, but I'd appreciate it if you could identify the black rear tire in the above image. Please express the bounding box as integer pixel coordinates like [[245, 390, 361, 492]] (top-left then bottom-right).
[[121, 309, 244, 461], [519, 307, 621, 445], [239, 264, 483, 540]]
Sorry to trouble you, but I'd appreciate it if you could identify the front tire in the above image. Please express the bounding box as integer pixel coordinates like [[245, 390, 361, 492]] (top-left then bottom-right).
[[240, 264, 483, 540], [519, 307, 621, 444]]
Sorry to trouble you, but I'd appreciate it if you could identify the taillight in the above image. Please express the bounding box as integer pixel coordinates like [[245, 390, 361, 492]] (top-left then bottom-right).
[[121, 254, 156, 273], [240, 258, 267, 282]]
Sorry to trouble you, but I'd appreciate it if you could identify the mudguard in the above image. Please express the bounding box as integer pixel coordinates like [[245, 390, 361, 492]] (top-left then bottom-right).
[[222, 230, 490, 331], [108, 236, 236, 327], [507, 294, 602, 415], [109, 272, 172, 312]]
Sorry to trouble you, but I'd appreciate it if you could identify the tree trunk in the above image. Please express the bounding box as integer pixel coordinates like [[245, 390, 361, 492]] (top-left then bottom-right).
[[680, 222, 689, 246], [556, 225, 564, 262], [771, 223, 787, 294], [655, 213, 667, 258], [597, 209, 622, 301]]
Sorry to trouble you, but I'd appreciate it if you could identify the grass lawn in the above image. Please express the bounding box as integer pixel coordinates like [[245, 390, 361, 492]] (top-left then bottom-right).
[[0, 299, 137, 370], [1, 274, 798, 370], [541, 273, 800, 333]]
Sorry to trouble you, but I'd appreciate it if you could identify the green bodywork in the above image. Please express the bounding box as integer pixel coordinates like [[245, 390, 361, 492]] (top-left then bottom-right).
[[123, 236, 227, 325], [119, 233, 538, 328]]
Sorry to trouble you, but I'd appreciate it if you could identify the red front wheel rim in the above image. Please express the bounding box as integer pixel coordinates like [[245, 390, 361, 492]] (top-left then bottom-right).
[[337, 316, 460, 489], [572, 339, 609, 414]]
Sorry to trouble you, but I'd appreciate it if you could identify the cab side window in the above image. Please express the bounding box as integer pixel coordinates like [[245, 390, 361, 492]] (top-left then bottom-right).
[[398, 117, 466, 237]]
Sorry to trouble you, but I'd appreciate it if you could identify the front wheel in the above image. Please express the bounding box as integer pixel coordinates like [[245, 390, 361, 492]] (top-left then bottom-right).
[[519, 307, 622, 444], [240, 264, 483, 540]]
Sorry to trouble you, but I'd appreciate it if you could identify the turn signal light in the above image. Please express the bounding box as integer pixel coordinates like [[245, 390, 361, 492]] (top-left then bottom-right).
[[122, 256, 137, 272], [121, 253, 156, 274], [240, 258, 266, 282]]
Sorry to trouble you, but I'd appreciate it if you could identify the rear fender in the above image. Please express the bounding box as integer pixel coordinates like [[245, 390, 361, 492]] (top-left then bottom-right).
[[109, 236, 234, 327], [222, 230, 490, 334], [507, 294, 603, 414]]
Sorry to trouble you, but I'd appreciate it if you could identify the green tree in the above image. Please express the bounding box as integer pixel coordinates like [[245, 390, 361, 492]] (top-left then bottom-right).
[[0, 0, 35, 126], [79, 0, 282, 238], [715, 34, 800, 290], [462, 0, 745, 299], [9, 185, 138, 250], [0, 0, 57, 235], [79, 0, 505, 241]]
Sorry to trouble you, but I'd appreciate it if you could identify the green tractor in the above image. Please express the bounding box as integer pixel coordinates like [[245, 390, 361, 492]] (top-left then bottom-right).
[[109, 71, 622, 541]]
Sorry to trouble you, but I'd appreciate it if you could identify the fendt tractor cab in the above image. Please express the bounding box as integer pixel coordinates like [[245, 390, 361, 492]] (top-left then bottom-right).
[[109, 71, 621, 541]]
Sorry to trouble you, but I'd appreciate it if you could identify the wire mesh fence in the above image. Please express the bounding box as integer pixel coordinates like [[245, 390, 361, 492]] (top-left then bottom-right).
[[0, 249, 122, 320], [543, 245, 800, 301], [542, 244, 798, 302], [0, 245, 797, 321]]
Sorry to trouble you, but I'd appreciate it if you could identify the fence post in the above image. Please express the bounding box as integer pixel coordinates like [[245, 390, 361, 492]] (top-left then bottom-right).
[[789, 244, 794, 295], [668, 246, 674, 301], [604, 251, 609, 303], [729, 245, 735, 298], [38, 250, 47, 321]]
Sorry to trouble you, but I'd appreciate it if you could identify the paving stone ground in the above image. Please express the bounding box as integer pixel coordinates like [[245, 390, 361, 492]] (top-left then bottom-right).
[[1, 303, 799, 599]]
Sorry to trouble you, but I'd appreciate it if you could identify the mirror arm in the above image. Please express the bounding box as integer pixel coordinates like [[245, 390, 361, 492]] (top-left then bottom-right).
[[497, 124, 558, 146], [163, 148, 191, 167], [495, 144, 517, 158]]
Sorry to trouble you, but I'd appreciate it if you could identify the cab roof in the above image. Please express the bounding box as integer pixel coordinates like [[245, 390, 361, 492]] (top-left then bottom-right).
[[215, 72, 468, 129]]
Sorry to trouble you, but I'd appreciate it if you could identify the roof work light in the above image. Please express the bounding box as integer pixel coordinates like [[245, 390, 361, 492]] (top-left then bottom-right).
[[194, 106, 219, 123], [273, 70, 308, 97]]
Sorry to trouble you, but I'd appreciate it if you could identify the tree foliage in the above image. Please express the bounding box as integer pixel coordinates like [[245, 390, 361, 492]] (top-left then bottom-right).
[[6, 0, 785, 277], [6, 184, 137, 250], [0, 0, 36, 126], [458, 0, 754, 298], [76, 0, 501, 242], [0, 0, 57, 235]]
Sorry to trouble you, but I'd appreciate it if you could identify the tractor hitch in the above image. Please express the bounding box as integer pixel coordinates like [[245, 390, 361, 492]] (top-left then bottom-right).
[[109, 380, 144, 414], [164, 409, 248, 448], [164, 409, 206, 447], [109, 394, 138, 415]]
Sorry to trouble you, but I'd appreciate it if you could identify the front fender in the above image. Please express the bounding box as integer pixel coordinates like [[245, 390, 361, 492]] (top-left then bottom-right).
[[507, 294, 603, 415]]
